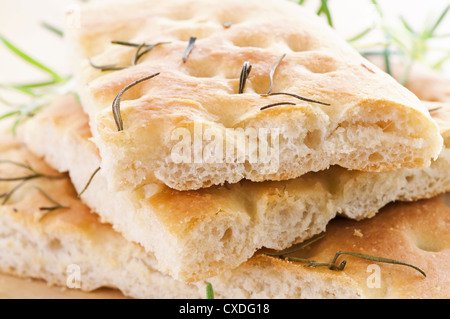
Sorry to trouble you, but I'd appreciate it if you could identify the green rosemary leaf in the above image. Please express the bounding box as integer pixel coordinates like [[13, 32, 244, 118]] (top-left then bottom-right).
[[347, 26, 374, 43], [399, 16, 415, 34], [426, 4, 450, 38], [12, 80, 60, 89], [0, 84, 39, 97], [0, 35, 62, 81], [298, 0, 306, 4], [77, 166, 101, 197], [238, 61, 252, 94], [41, 22, 64, 37], [371, 0, 383, 18], [112, 73, 160, 131], [332, 251, 426, 277], [265, 54, 286, 95], [263, 92, 330, 106], [11, 118, 23, 137], [260, 101, 296, 111], [182, 37, 197, 63], [206, 282, 214, 299], [317, 0, 333, 27], [431, 53, 450, 69], [0, 110, 21, 121]]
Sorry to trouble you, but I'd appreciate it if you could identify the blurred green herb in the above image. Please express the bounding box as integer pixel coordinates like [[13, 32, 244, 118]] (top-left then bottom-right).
[[41, 22, 64, 37], [206, 282, 214, 299], [297, 1, 450, 79], [0, 35, 72, 133]]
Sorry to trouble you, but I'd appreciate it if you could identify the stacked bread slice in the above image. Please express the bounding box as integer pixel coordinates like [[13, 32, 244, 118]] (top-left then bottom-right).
[[1, 0, 449, 298]]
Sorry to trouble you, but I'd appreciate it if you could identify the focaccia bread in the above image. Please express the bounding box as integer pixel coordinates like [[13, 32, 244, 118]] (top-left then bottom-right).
[[0, 137, 448, 298], [20, 95, 450, 282], [65, 0, 442, 191]]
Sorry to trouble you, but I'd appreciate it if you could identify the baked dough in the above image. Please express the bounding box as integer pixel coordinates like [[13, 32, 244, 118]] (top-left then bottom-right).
[[0, 137, 448, 298], [20, 95, 450, 282], [66, 0, 443, 191]]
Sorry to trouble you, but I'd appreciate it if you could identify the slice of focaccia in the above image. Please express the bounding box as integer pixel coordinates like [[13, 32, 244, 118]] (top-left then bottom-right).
[[65, 0, 443, 191], [20, 95, 450, 282], [0, 136, 448, 298]]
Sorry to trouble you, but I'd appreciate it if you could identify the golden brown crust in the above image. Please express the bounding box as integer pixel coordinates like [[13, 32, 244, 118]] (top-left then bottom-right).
[[67, 0, 442, 191], [251, 196, 450, 299]]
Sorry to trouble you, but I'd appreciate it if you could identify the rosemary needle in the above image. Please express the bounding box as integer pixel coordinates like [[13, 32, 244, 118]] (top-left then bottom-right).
[[238, 61, 252, 94], [88, 58, 127, 71], [266, 53, 286, 95], [182, 36, 197, 63], [36, 187, 69, 222], [260, 101, 296, 111], [77, 166, 101, 197], [263, 92, 330, 106], [331, 251, 426, 277], [112, 73, 160, 131]]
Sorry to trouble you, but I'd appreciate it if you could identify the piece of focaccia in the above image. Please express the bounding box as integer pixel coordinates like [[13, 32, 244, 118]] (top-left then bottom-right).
[[65, 0, 443, 191], [21, 95, 450, 282], [0, 138, 448, 298]]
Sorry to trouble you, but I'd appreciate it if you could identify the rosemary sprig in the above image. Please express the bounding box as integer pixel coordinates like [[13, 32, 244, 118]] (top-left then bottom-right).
[[112, 73, 160, 131], [316, 0, 333, 27], [77, 166, 101, 197], [0, 35, 72, 132], [0, 160, 66, 205], [89, 41, 170, 71], [182, 36, 197, 63], [0, 35, 63, 82], [262, 234, 426, 277], [206, 283, 214, 299], [36, 187, 69, 222], [266, 54, 286, 95], [330, 251, 426, 277], [238, 61, 252, 94]]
